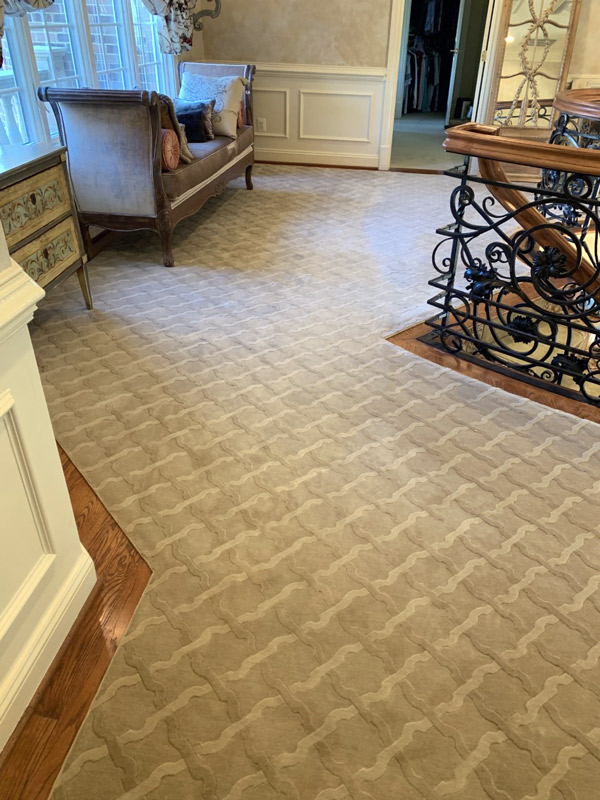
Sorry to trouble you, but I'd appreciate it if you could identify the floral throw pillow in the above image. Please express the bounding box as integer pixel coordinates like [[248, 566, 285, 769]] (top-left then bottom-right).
[[179, 74, 248, 139]]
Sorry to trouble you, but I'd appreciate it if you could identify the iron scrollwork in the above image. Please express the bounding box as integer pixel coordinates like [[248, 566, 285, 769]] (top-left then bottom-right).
[[423, 158, 600, 407], [538, 111, 600, 229], [193, 0, 222, 31]]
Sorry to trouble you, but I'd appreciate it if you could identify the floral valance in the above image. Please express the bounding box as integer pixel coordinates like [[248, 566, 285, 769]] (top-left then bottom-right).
[[0, 0, 54, 67], [140, 0, 197, 56]]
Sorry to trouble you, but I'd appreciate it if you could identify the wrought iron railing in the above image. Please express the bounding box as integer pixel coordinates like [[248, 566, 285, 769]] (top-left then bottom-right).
[[538, 91, 600, 228], [422, 108, 600, 406]]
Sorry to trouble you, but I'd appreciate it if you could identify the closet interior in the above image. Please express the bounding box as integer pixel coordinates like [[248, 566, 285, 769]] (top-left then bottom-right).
[[391, 0, 490, 170]]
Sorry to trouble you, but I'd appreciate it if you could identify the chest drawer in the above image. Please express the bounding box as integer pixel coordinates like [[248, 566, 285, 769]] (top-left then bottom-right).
[[12, 217, 82, 288], [0, 163, 71, 249]]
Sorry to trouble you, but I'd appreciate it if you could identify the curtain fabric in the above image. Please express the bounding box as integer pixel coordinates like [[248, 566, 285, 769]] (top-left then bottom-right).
[[140, 0, 197, 55], [0, 0, 54, 68]]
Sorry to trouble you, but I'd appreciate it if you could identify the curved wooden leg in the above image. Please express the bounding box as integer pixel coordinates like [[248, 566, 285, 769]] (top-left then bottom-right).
[[76, 263, 93, 310], [245, 164, 254, 190], [157, 213, 174, 267], [80, 224, 93, 259]]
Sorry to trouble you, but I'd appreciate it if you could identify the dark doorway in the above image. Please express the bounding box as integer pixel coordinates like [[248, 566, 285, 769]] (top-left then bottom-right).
[[391, 0, 490, 170]]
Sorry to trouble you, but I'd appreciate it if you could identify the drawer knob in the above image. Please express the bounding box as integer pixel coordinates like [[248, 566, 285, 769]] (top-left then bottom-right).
[[30, 192, 37, 205]]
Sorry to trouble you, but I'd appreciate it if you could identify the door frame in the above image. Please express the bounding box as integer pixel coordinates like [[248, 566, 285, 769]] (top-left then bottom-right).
[[378, 0, 410, 170], [378, 0, 506, 170], [444, 0, 472, 125], [473, 0, 509, 123]]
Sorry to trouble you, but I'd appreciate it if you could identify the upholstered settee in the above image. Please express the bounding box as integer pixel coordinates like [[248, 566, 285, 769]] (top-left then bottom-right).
[[38, 63, 256, 267]]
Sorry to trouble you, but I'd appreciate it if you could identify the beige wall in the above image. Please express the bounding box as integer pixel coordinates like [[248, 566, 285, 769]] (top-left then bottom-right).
[[198, 0, 393, 67], [179, 32, 204, 63], [569, 0, 600, 76]]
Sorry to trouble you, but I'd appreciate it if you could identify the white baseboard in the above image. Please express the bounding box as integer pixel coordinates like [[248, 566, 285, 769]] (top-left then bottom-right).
[[0, 549, 97, 749], [378, 142, 392, 170], [255, 147, 380, 168]]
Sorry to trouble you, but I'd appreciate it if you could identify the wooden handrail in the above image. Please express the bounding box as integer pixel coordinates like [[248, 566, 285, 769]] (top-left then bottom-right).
[[442, 123, 600, 296], [443, 123, 600, 177], [553, 89, 600, 121]]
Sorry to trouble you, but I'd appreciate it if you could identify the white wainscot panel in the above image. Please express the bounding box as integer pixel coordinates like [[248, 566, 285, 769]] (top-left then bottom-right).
[[252, 63, 386, 168], [299, 90, 373, 142], [0, 391, 54, 636], [254, 88, 289, 138], [0, 256, 96, 749]]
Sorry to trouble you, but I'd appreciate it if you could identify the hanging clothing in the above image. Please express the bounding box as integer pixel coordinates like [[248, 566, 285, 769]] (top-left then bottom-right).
[[403, 43, 441, 114], [401, 0, 447, 116]]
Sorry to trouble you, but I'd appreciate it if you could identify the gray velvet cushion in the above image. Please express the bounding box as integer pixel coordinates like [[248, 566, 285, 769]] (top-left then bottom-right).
[[161, 128, 253, 200], [161, 138, 233, 199], [172, 98, 215, 143]]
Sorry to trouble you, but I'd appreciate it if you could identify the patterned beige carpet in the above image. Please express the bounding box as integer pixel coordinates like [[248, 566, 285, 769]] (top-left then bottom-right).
[[31, 166, 600, 800]]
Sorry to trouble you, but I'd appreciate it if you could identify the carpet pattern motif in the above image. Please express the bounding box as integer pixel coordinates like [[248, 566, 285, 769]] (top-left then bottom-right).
[[31, 166, 600, 799]]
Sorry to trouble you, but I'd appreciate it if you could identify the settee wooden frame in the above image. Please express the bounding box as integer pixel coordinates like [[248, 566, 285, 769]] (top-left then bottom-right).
[[38, 63, 256, 268]]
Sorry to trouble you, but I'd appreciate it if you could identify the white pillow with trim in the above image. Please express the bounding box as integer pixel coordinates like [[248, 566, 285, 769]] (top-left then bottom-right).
[[179, 74, 247, 139]]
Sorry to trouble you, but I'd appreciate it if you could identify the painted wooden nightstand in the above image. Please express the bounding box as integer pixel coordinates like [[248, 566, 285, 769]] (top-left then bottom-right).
[[0, 143, 92, 309]]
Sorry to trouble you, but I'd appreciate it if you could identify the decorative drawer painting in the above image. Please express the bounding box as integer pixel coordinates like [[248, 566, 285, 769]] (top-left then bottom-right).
[[0, 165, 70, 250], [12, 218, 81, 288]]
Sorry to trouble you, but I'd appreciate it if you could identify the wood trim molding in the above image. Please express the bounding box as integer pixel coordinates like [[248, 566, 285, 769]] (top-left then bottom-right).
[[388, 323, 600, 425], [554, 88, 600, 121], [443, 122, 600, 176], [484, 0, 582, 127], [443, 122, 600, 293]]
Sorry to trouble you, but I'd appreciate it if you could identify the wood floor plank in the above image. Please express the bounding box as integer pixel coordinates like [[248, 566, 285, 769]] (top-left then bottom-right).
[[0, 715, 58, 800], [0, 446, 151, 800], [389, 322, 600, 425]]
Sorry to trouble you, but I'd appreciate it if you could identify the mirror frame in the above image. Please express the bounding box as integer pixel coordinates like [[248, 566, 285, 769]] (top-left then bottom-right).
[[485, 0, 582, 128]]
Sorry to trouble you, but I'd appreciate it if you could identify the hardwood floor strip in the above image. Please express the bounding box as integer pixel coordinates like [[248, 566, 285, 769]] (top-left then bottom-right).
[[0, 446, 151, 800], [389, 322, 600, 425]]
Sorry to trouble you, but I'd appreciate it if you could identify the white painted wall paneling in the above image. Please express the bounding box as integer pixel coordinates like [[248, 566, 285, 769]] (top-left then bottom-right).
[[251, 63, 386, 168], [0, 240, 96, 750]]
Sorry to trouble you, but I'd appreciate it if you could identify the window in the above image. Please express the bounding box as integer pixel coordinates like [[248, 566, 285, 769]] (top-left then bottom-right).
[[1, 0, 176, 148], [0, 27, 31, 145], [131, 0, 163, 90], [28, 0, 83, 136], [85, 0, 129, 90]]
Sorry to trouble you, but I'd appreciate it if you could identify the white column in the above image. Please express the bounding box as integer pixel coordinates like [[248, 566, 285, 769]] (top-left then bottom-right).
[[0, 225, 96, 750]]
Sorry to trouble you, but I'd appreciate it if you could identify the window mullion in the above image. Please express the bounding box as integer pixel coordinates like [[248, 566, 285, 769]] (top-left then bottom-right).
[[119, 0, 140, 88], [69, 0, 99, 87], [10, 15, 50, 143]]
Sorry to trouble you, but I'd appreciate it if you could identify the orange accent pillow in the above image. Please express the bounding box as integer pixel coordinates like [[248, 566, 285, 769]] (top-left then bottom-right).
[[238, 101, 244, 128], [161, 128, 180, 171]]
